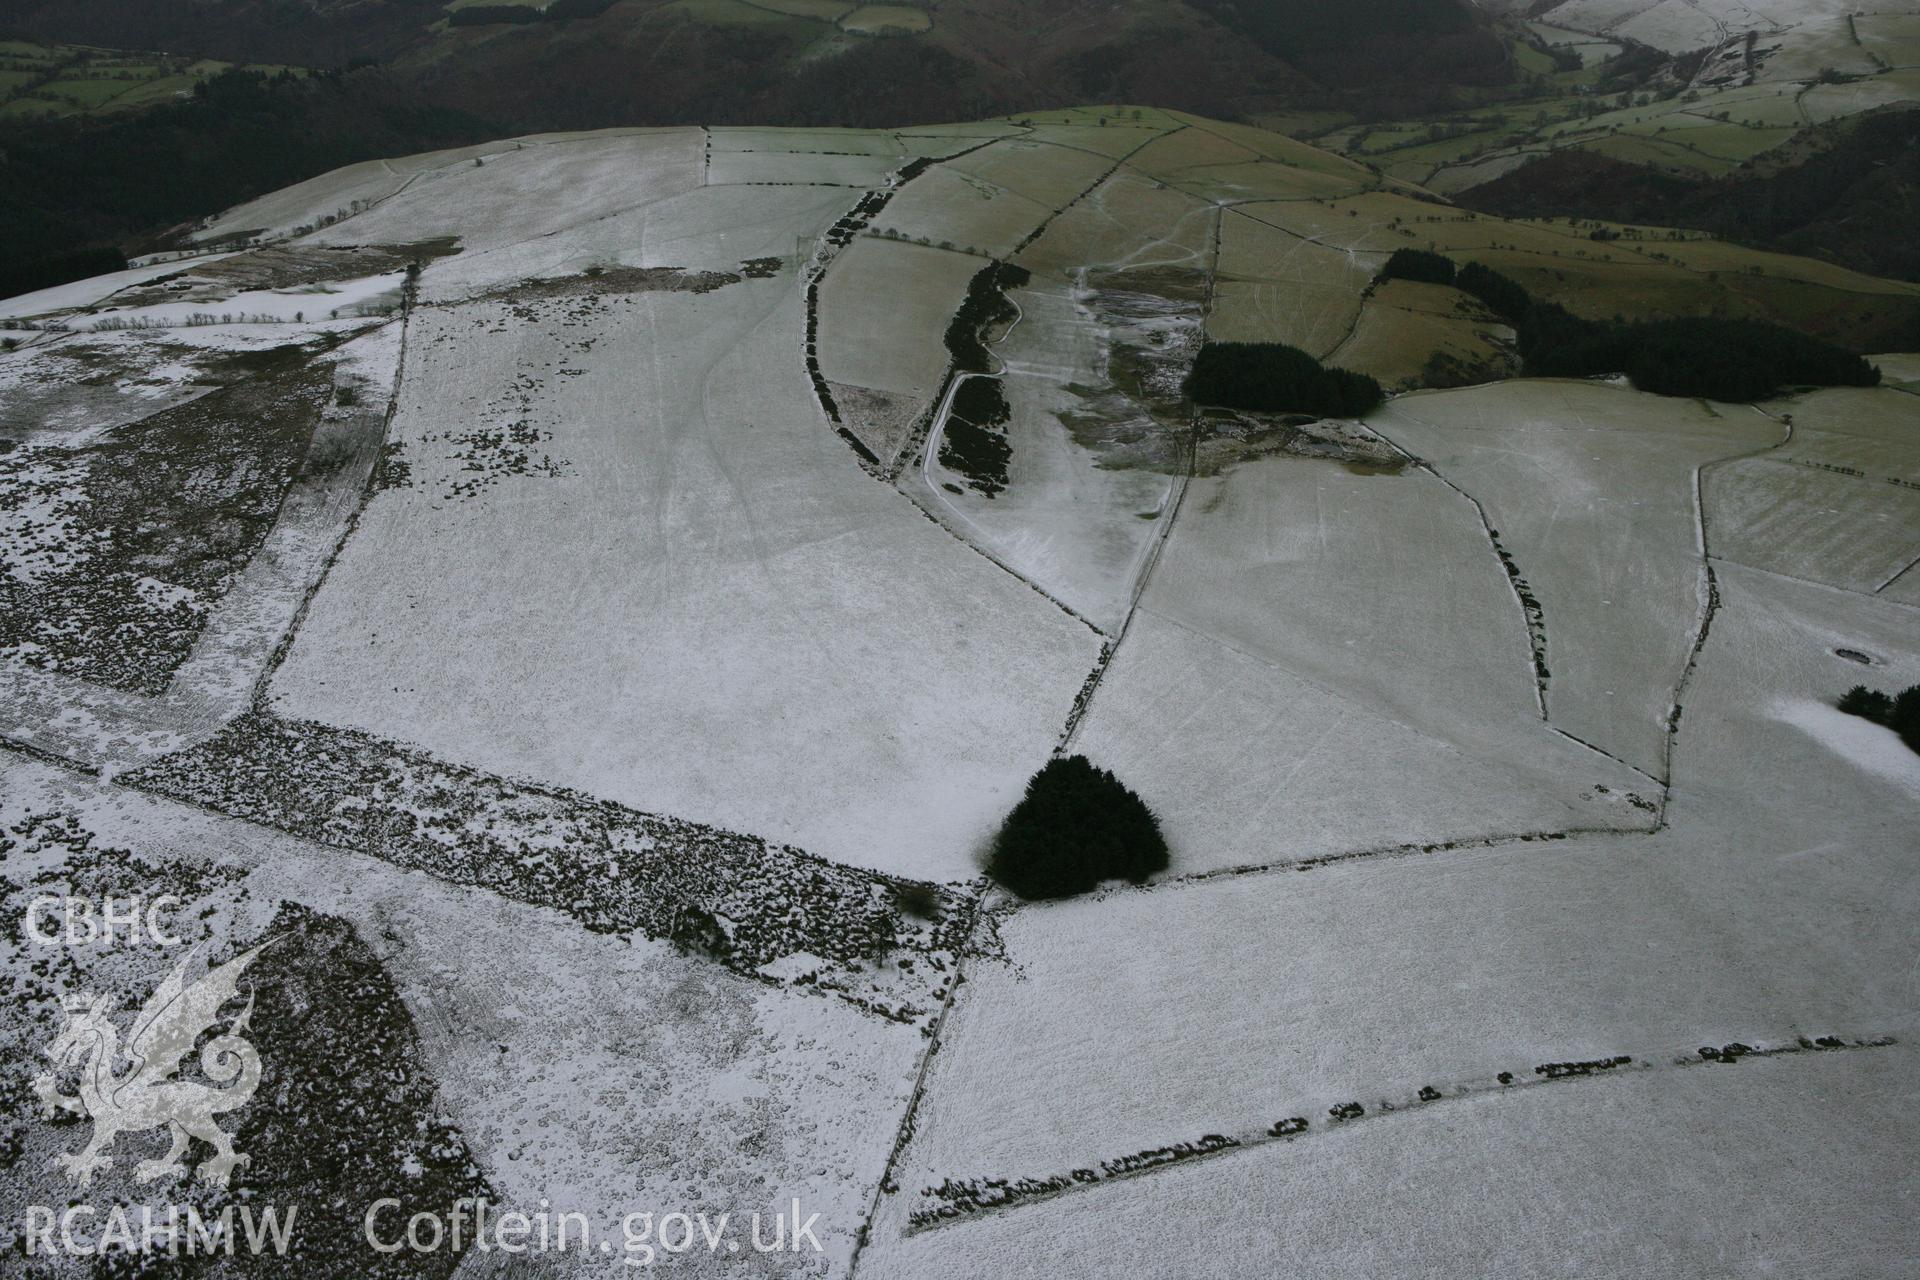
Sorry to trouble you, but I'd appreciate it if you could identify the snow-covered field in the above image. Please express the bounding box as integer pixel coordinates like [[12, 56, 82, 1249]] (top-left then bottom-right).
[[1374, 380, 1783, 778], [1530, 0, 1885, 53], [265, 278, 1097, 881], [3, 111, 1917, 1278]]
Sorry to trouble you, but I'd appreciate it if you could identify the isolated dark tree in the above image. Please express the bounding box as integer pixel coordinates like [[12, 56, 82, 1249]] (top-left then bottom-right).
[[986, 756, 1168, 900], [892, 880, 942, 921]]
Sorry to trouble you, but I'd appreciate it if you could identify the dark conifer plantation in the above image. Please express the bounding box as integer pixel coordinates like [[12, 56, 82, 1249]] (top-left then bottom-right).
[[1838, 684, 1920, 754], [1376, 248, 1457, 286], [1184, 342, 1385, 417], [986, 756, 1169, 900], [1445, 259, 1880, 400]]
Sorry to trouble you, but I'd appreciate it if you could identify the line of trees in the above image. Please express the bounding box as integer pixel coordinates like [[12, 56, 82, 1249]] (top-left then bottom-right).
[[1183, 342, 1384, 418]]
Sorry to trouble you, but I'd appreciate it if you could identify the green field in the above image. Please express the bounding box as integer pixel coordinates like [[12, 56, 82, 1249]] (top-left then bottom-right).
[[0, 41, 306, 124], [1305, 14, 1920, 195]]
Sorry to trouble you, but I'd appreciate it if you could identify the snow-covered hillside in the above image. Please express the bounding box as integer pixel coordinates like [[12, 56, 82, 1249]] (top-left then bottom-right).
[[3, 110, 1917, 1277]]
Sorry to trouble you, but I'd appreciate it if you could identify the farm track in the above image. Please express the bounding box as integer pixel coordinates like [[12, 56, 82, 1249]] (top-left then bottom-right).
[[1052, 204, 1218, 752], [908, 366, 1105, 633], [803, 133, 1010, 474]]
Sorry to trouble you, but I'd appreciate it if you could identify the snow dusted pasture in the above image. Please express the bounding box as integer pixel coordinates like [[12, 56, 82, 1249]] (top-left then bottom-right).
[[193, 142, 520, 245], [53, 271, 405, 331], [0, 253, 237, 321], [6, 111, 1920, 1279], [1129, 123, 1379, 203], [1013, 172, 1213, 282], [422, 183, 852, 301], [302, 130, 706, 292], [1709, 463, 1920, 595], [0, 754, 925, 1277], [867, 1042, 1919, 1280], [868, 549, 1920, 1277], [707, 149, 903, 187], [1802, 66, 1920, 121], [1074, 611, 1647, 874], [867, 165, 1052, 259], [1322, 279, 1508, 388], [940, 139, 1116, 213], [708, 127, 921, 156], [1132, 454, 1542, 758], [1215, 210, 1375, 291], [1705, 385, 1920, 594], [1205, 281, 1361, 354], [1071, 451, 1655, 875], [267, 271, 1098, 881], [1226, 195, 1413, 257], [1872, 350, 1920, 388], [1374, 381, 1782, 778], [905, 283, 1183, 633], [815, 238, 981, 399], [1529, 0, 1887, 53]]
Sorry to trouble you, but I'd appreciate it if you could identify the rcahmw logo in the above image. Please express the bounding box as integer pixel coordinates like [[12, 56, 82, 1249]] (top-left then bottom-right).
[[23, 940, 298, 1259], [37, 944, 270, 1188], [23, 1203, 297, 1259]]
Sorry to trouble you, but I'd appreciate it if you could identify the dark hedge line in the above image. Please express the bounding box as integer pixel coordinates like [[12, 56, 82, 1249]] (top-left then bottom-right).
[[1183, 342, 1385, 417]]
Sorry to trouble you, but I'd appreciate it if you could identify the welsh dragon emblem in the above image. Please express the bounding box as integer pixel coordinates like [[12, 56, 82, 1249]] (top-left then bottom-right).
[[34, 943, 272, 1189]]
